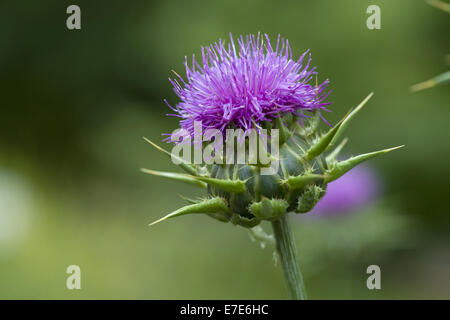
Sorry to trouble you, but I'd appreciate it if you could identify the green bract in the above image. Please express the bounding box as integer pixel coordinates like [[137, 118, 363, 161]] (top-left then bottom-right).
[[144, 93, 403, 228]]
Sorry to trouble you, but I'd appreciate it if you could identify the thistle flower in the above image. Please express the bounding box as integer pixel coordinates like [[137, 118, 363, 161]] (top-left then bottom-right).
[[166, 33, 330, 138], [142, 33, 402, 299], [310, 164, 379, 216]]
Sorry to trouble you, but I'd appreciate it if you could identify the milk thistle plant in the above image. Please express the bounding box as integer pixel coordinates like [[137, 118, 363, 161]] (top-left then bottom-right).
[[143, 33, 402, 299]]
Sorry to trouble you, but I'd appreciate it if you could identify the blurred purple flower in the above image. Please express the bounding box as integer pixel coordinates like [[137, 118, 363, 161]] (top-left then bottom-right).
[[166, 33, 331, 139], [311, 164, 379, 217]]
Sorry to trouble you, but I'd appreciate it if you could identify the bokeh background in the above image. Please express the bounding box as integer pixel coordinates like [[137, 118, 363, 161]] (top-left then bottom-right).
[[1, 0, 449, 299]]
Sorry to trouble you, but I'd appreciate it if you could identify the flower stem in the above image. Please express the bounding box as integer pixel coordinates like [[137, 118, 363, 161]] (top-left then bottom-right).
[[271, 214, 307, 300]]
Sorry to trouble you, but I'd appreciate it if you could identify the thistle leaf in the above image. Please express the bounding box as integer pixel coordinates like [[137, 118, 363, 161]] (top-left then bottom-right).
[[195, 176, 247, 193], [230, 214, 261, 228], [178, 194, 201, 204], [149, 197, 230, 226], [274, 117, 292, 145], [296, 185, 325, 213], [410, 71, 450, 92], [143, 137, 199, 176], [426, 0, 450, 13], [306, 109, 321, 135], [325, 145, 404, 183], [326, 137, 349, 163], [283, 174, 324, 190], [328, 92, 374, 150], [305, 121, 343, 160], [249, 198, 289, 220], [141, 169, 207, 188]]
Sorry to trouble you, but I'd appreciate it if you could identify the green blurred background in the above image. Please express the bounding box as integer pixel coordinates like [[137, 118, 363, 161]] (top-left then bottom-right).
[[0, 0, 449, 299]]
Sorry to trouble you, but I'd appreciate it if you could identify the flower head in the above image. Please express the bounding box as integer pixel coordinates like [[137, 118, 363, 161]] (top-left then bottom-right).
[[144, 33, 402, 229], [143, 33, 402, 300], [166, 33, 331, 138], [311, 164, 379, 216]]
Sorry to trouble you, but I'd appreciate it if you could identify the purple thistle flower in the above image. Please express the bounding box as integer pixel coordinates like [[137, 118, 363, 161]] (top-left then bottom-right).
[[145, 31, 401, 301], [166, 33, 331, 138], [311, 164, 380, 217]]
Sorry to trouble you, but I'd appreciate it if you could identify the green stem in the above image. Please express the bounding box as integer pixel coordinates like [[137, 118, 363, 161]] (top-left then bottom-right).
[[271, 214, 307, 300]]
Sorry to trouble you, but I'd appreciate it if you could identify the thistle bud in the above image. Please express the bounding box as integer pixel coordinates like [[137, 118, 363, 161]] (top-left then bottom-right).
[[143, 33, 403, 228]]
